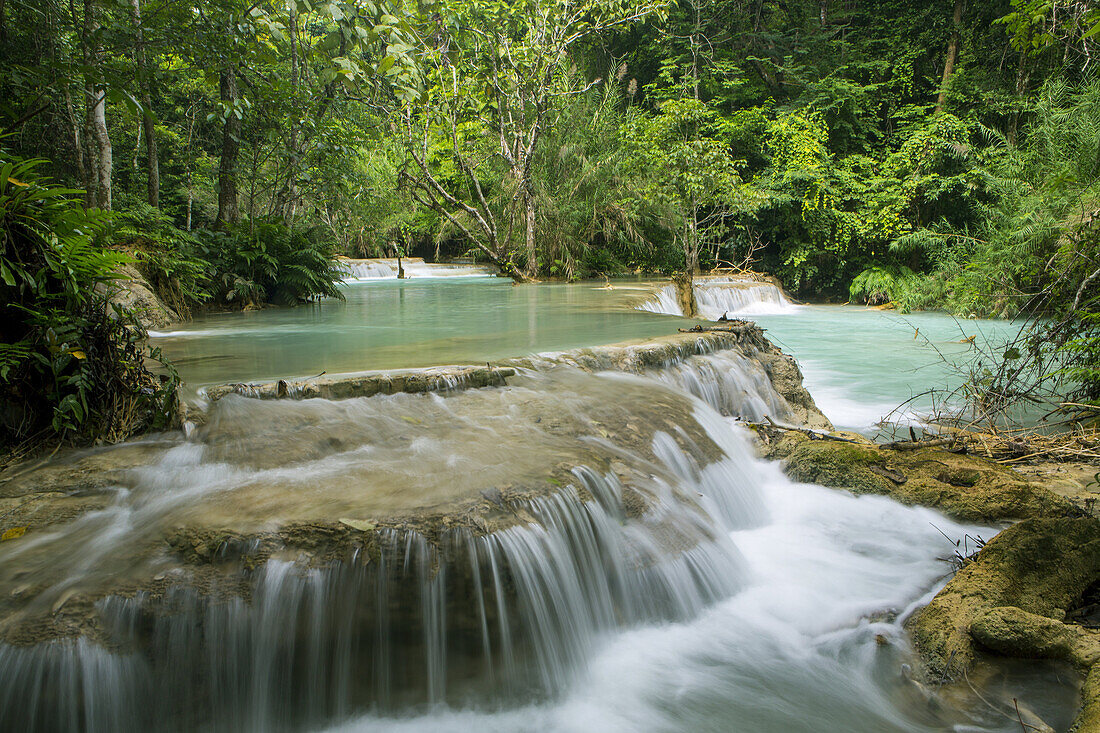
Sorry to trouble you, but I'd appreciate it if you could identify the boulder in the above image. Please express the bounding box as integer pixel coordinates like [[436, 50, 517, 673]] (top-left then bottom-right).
[[906, 517, 1100, 679], [760, 430, 1076, 522]]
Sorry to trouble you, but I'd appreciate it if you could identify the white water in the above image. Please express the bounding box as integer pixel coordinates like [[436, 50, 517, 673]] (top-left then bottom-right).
[[634, 278, 1023, 435], [340, 258, 497, 280], [320, 459, 1048, 733], [638, 279, 800, 319], [0, 352, 1075, 732]]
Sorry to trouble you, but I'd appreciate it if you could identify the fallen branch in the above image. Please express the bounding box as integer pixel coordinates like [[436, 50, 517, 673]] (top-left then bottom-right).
[[743, 417, 860, 443], [882, 436, 963, 451], [677, 324, 757, 335]]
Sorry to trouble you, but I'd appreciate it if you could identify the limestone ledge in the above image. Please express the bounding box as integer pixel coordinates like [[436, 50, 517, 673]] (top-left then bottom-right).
[[756, 429, 1076, 522], [200, 322, 832, 431]]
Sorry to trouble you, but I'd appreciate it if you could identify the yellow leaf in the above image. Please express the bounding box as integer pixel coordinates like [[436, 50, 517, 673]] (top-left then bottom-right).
[[7, 177, 28, 187], [1, 527, 27, 541], [70, 349, 86, 360]]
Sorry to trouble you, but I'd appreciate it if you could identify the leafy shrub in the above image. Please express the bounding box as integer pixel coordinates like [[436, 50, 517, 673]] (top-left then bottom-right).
[[849, 265, 917, 305], [101, 203, 212, 317], [0, 155, 178, 449], [192, 221, 345, 307]]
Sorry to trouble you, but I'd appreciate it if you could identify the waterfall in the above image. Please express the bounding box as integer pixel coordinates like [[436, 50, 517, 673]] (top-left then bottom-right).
[[638, 278, 799, 319], [0, 350, 1033, 733], [648, 351, 794, 424], [0, 411, 761, 732], [339, 258, 497, 281], [0, 363, 780, 733]]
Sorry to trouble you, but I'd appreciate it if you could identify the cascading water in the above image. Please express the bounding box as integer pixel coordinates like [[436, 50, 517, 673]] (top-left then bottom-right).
[[339, 258, 497, 280], [638, 278, 800, 319], [0, 349, 1074, 733]]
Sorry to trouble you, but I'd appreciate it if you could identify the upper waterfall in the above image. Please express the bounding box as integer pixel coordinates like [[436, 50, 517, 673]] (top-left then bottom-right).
[[638, 277, 800, 319], [339, 258, 498, 280]]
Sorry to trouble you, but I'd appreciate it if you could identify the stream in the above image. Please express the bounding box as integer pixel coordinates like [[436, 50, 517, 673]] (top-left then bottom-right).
[[0, 268, 1077, 732]]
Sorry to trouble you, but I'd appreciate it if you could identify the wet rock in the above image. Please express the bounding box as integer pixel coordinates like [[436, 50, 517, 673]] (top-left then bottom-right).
[[205, 365, 514, 402], [106, 264, 179, 330], [906, 517, 1100, 680], [970, 606, 1100, 667], [760, 431, 1076, 522], [201, 326, 833, 432]]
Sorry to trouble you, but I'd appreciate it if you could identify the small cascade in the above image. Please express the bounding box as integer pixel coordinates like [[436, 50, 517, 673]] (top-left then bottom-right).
[[0, 430, 757, 732], [650, 351, 794, 423], [638, 278, 799, 319], [0, 365, 777, 733], [339, 258, 497, 281]]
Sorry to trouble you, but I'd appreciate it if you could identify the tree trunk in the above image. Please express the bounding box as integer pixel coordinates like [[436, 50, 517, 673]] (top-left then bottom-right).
[[935, 0, 964, 113], [81, 0, 108, 209], [523, 186, 537, 277], [1008, 51, 1030, 146], [62, 84, 87, 196], [216, 67, 241, 228], [184, 104, 195, 230], [91, 90, 112, 210], [684, 202, 700, 275], [676, 202, 700, 318], [672, 271, 697, 318], [130, 0, 159, 207], [83, 0, 112, 210], [283, 0, 300, 223]]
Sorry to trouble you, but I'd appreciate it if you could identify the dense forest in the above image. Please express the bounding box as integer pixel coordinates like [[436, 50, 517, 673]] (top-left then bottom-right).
[[2, 0, 1100, 446]]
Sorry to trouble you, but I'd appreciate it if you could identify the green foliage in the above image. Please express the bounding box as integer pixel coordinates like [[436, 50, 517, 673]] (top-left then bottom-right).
[[192, 222, 345, 306], [0, 155, 177, 447], [622, 97, 749, 273], [849, 265, 917, 306], [103, 204, 212, 316]]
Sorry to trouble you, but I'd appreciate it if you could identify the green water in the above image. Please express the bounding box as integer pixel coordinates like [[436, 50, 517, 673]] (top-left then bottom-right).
[[753, 306, 1018, 433], [154, 278, 1020, 434], [153, 279, 679, 396]]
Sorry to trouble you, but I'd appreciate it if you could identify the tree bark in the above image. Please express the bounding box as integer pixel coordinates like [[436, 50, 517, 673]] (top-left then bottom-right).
[[81, 0, 112, 209], [523, 185, 537, 277], [672, 271, 697, 318], [90, 87, 112, 210], [62, 84, 87, 197], [935, 0, 964, 113], [283, 0, 300, 223], [184, 103, 195, 230], [216, 66, 241, 228], [130, 0, 159, 207]]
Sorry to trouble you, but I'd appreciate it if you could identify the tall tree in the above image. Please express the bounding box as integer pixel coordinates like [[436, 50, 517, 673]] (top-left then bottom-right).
[[130, 0, 159, 207], [82, 0, 112, 209], [391, 0, 666, 279], [935, 0, 964, 113]]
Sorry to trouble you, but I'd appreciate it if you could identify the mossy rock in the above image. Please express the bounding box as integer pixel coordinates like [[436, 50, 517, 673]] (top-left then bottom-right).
[[970, 605, 1100, 667], [763, 431, 1077, 522], [906, 517, 1100, 680]]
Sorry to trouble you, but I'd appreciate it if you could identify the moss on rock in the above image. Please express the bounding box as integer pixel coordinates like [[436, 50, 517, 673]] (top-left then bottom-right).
[[906, 517, 1100, 679], [761, 431, 1077, 522]]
